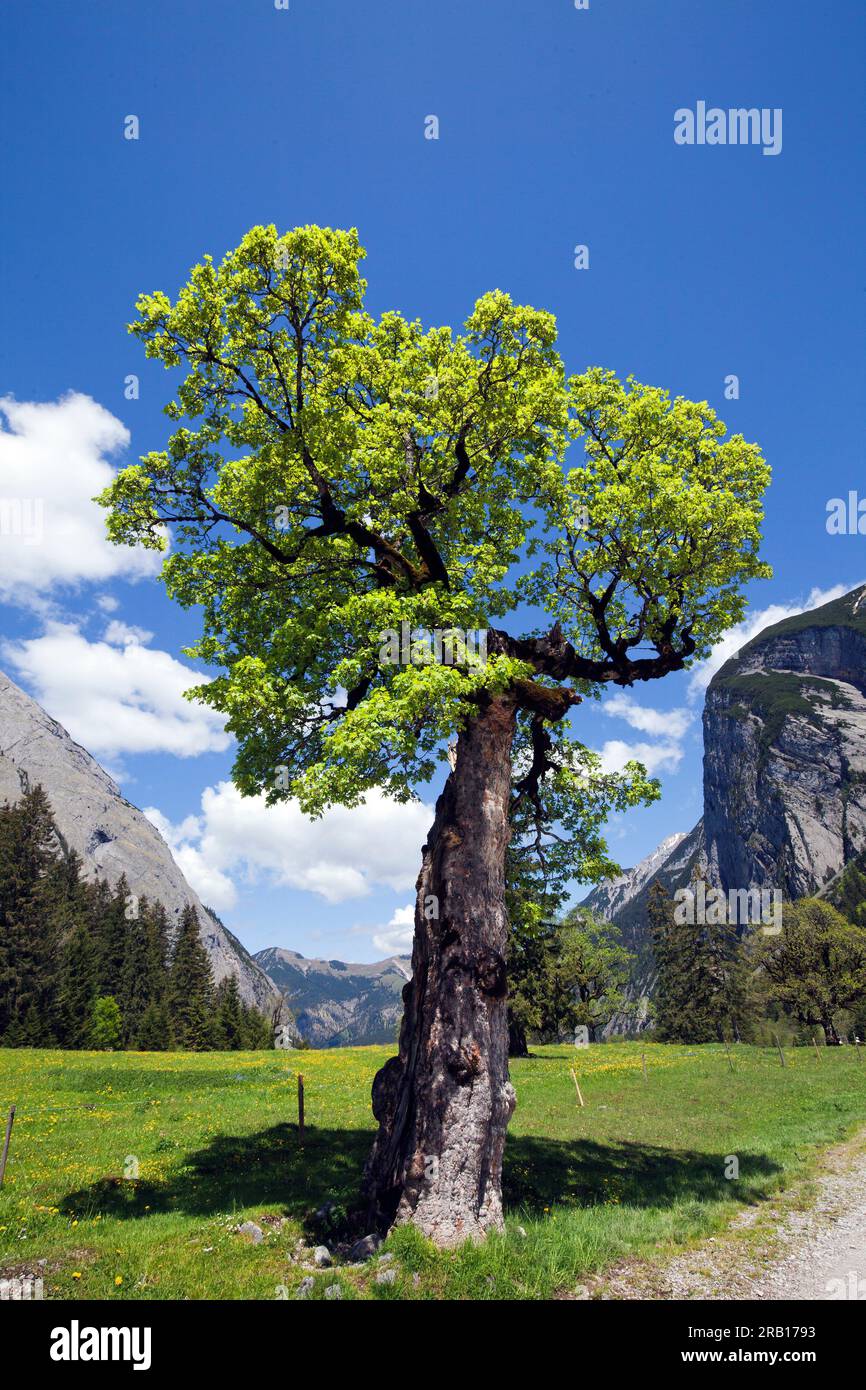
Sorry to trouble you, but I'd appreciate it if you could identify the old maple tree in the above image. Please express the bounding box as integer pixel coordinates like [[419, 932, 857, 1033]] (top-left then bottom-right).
[[101, 225, 770, 1246]]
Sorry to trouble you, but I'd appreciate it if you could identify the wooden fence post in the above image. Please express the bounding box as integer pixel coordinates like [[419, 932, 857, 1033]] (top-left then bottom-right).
[[773, 1034, 786, 1068], [569, 1068, 585, 1108], [297, 1074, 305, 1142], [0, 1106, 16, 1189], [812, 1036, 821, 1062]]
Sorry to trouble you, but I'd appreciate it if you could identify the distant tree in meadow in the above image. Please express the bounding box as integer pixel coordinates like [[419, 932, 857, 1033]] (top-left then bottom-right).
[[756, 898, 866, 1045], [90, 995, 123, 1050]]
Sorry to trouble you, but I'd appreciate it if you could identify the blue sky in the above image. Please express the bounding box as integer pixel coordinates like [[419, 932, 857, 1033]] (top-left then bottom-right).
[[1, 0, 864, 961]]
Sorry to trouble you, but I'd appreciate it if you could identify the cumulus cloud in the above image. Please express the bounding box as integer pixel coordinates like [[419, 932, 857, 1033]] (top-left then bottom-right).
[[594, 692, 692, 779], [601, 692, 692, 740], [104, 619, 155, 646], [371, 904, 415, 956], [596, 738, 685, 776], [687, 583, 861, 700], [146, 783, 434, 911], [2, 622, 230, 760], [0, 393, 162, 604]]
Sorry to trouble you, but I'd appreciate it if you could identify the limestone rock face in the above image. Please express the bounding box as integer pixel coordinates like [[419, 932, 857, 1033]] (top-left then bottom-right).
[[583, 584, 866, 1027], [0, 668, 280, 1013], [703, 586, 866, 898]]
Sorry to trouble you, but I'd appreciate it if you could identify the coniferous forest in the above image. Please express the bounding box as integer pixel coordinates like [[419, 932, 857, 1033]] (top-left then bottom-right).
[[0, 785, 273, 1050]]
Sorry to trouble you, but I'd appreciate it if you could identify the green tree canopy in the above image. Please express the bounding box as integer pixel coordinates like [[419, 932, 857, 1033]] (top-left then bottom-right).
[[756, 898, 866, 1045], [100, 224, 769, 842]]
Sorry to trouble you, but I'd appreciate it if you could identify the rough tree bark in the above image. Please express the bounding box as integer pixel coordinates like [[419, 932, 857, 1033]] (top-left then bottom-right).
[[362, 692, 518, 1246]]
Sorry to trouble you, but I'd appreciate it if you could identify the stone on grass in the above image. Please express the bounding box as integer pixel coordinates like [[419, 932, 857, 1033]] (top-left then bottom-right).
[[376, 1267, 397, 1285], [237, 1221, 264, 1245], [313, 1246, 331, 1267], [296, 1277, 315, 1300], [349, 1233, 381, 1262], [324, 1284, 343, 1300]]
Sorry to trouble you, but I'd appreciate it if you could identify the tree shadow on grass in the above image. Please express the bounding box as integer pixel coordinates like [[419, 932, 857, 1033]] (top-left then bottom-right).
[[503, 1134, 781, 1213], [58, 1124, 782, 1227], [59, 1123, 369, 1228]]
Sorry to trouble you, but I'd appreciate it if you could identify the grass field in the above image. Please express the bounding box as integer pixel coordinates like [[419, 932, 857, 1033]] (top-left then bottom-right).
[[2, 1041, 866, 1300]]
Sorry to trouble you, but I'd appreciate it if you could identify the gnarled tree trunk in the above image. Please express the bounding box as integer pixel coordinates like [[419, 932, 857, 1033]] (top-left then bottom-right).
[[362, 693, 518, 1246]]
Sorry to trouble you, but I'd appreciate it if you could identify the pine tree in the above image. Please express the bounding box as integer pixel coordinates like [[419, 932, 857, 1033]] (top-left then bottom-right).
[[144, 901, 171, 1000], [43, 848, 93, 1047], [0, 785, 232, 1053], [168, 906, 215, 1049], [92, 876, 130, 999], [240, 1001, 273, 1049], [136, 999, 173, 1050], [57, 919, 98, 1048], [214, 974, 244, 1049], [648, 879, 754, 1043], [649, 880, 718, 1042], [0, 787, 63, 1045]]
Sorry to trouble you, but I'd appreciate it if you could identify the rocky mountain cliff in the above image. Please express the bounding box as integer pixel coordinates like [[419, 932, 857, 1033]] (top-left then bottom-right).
[[0, 669, 280, 1013], [583, 825, 705, 956], [703, 586, 866, 897], [583, 584, 866, 1024], [255, 946, 410, 1046]]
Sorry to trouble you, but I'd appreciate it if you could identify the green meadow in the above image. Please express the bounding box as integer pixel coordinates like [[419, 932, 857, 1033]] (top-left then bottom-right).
[[2, 1041, 865, 1300]]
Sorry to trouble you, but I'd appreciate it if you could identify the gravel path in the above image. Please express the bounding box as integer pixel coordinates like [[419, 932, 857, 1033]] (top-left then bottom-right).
[[589, 1138, 866, 1301]]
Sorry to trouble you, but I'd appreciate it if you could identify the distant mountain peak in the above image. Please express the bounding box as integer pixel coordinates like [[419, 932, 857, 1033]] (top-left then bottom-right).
[[255, 946, 411, 1046]]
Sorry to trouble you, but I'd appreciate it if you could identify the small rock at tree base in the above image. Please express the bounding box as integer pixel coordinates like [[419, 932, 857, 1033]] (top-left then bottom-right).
[[349, 1234, 381, 1261], [324, 1284, 343, 1299], [295, 1277, 315, 1300], [237, 1221, 264, 1244], [313, 1245, 331, 1267]]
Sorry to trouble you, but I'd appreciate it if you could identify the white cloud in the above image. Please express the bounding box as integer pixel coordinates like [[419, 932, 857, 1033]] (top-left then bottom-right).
[[104, 619, 154, 646], [597, 738, 685, 776], [2, 622, 230, 760], [602, 692, 692, 740], [0, 393, 162, 604], [146, 783, 434, 910], [372, 904, 415, 956], [687, 583, 861, 700], [595, 693, 692, 778]]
